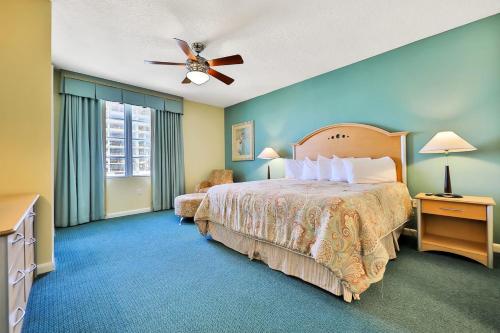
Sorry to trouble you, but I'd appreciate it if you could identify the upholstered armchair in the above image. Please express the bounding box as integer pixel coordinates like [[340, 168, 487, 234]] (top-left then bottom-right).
[[195, 169, 233, 193]]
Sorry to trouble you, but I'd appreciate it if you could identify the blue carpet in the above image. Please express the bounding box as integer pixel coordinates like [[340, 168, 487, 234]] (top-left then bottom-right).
[[23, 211, 500, 332]]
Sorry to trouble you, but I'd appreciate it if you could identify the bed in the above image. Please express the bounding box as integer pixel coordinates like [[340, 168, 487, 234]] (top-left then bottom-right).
[[194, 123, 412, 302]]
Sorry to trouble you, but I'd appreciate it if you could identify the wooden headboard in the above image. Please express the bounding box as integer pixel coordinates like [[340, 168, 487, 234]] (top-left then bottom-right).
[[292, 123, 409, 183]]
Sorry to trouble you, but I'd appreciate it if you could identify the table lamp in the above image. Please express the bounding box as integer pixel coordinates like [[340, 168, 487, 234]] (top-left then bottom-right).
[[257, 147, 280, 179], [419, 131, 476, 198]]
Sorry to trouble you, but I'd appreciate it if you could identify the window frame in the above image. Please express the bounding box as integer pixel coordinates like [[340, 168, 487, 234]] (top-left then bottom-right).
[[105, 102, 151, 178]]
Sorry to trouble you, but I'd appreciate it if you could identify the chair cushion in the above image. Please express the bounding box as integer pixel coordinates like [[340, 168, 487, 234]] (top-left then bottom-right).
[[174, 193, 206, 218]]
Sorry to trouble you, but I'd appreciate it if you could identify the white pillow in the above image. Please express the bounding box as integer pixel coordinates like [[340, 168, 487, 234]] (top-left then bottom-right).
[[330, 156, 346, 181], [316, 155, 332, 180], [330, 156, 370, 182], [284, 159, 304, 179], [343, 156, 397, 184], [300, 157, 318, 180]]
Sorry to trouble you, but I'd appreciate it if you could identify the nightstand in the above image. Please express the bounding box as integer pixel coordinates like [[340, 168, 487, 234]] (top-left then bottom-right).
[[416, 193, 495, 268]]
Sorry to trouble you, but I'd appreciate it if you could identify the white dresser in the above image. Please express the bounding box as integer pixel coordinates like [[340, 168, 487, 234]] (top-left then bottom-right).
[[0, 194, 39, 333]]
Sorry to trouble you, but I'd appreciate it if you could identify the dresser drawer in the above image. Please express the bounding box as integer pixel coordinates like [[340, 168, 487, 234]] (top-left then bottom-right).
[[24, 211, 34, 239], [24, 242, 36, 298], [8, 267, 26, 333], [421, 200, 486, 221], [9, 306, 25, 333], [7, 224, 25, 273], [24, 217, 36, 268], [24, 262, 36, 299]]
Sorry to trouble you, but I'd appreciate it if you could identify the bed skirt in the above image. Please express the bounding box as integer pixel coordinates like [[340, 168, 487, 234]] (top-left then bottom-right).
[[202, 221, 403, 302]]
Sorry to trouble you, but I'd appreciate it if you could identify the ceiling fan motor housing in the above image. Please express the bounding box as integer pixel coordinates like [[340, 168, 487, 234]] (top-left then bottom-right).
[[191, 42, 206, 54], [186, 56, 209, 74]]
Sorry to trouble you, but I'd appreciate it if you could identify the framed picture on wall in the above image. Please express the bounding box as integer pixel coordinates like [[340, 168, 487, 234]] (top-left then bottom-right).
[[232, 120, 254, 161]]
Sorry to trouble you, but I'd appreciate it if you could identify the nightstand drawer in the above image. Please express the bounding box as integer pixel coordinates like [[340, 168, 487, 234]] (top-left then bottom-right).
[[421, 200, 486, 221]]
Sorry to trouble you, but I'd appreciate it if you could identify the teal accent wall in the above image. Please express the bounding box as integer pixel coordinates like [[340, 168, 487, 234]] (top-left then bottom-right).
[[225, 14, 500, 241]]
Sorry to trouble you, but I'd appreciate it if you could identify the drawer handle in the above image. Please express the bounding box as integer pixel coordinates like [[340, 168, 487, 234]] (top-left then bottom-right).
[[11, 269, 26, 286], [439, 207, 465, 212], [25, 263, 37, 274], [25, 237, 37, 245], [10, 233, 25, 245], [12, 307, 25, 327]]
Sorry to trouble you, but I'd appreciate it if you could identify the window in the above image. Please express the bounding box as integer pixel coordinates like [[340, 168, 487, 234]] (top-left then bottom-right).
[[105, 102, 126, 177], [105, 101, 151, 177], [131, 106, 151, 176]]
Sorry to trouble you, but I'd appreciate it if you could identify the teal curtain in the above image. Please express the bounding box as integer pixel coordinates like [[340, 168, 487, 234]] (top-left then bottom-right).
[[152, 110, 185, 211], [55, 95, 105, 227]]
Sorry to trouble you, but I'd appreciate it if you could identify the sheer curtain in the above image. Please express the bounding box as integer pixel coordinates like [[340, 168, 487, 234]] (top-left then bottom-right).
[[55, 94, 105, 227], [152, 109, 185, 211]]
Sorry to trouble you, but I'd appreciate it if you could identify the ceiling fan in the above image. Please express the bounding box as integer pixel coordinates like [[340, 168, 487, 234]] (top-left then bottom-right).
[[145, 38, 244, 85]]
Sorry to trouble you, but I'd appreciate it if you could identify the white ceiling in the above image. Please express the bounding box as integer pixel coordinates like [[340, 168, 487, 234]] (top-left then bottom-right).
[[52, 1, 500, 107]]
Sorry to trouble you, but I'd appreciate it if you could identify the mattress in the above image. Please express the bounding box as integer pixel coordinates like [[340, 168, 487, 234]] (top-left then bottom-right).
[[194, 179, 412, 300]]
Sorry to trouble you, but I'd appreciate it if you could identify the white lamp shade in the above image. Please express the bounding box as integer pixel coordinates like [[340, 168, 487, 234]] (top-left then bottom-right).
[[419, 131, 477, 154], [257, 147, 280, 159], [186, 71, 210, 85]]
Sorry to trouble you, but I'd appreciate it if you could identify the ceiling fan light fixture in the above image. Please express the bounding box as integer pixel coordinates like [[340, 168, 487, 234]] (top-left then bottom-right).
[[186, 57, 210, 85], [187, 70, 210, 85]]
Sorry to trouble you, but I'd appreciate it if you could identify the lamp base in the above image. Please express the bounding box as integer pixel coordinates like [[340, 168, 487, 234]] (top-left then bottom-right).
[[435, 193, 463, 199], [440, 164, 462, 198]]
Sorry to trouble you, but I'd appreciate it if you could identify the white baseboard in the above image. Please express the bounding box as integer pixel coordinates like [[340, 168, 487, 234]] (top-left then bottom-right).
[[402, 227, 500, 253], [105, 207, 152, 219], [36, 260, 55, 275]]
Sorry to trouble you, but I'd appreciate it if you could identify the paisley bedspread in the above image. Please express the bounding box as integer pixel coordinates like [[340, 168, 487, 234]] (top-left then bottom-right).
[[194, 179, 412, 296]]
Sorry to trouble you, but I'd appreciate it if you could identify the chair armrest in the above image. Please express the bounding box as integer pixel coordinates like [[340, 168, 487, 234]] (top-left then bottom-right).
[[195, 180, 211, 193]]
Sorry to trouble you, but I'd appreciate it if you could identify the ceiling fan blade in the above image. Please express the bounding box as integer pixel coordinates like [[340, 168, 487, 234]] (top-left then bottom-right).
[[207, 68, 234, 85], [182, 77, 191, 84], [144, 60, 185, 66], [207, 54, 244, 66], [174, 38, 196, 60]]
